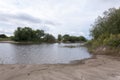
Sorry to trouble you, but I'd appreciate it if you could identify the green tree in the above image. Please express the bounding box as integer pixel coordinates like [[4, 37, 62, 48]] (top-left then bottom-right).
[[58, 34, 62, 42], [32, 29, 45, 42], [62, 34, 87, 43], [43, 34, 56, 43], [63, 34, 70, 42], [14, 27, 33, 41], [90, 8, 120, 47], [0, 34, 7, 38], [90, 8, 120, 39], [79, 36, 87, 42], [13, 27, 45, 42]]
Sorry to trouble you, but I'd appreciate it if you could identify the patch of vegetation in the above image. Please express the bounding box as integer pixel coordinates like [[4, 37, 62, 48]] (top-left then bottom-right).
[[0, 34, 7, 38], [57, 34, 87, 43], [1, 27, 87, 44], [0, 34, 12, 41], [0, 38, 11, 41], [12, 27, 56, 43], [43, 34, 56, 43], [88, 8, 120, 55]]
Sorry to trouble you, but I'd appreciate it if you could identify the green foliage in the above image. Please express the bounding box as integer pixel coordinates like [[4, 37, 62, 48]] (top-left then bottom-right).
[[43, 34, 56, 43], [13, 27, 56, 43], [63, 34, 70, 42], [57, 34, 62, 42], [79, 36, 87, 42], [103, 34, 120, 47], [14, 27, 34, 41], [90, 8, 120, 47], [32, 29, 45, 42], [0, 38, 11, 41], [0, 34, 7, 38], [62, 34, 87, 43]]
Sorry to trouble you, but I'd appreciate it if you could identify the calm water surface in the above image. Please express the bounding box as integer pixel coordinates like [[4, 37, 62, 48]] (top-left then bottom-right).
[[0, 43, 91, 64]]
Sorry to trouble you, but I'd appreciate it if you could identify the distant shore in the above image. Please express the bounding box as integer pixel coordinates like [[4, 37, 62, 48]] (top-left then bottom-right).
[[0, 40, 86, 44], [0, 41, 43, 44], [0, 41, 16, 43]]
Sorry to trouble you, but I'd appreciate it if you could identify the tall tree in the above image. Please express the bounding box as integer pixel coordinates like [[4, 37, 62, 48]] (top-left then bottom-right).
[[90, 8, 120, 47], [58, 34, 62, 42], [44, 34, 56, 43], [0, 34, 7, 38], [13, 27, 45, 42], [90, 8, 120, 39]]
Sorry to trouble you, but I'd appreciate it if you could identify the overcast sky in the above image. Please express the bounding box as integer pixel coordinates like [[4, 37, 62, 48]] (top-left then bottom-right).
[[0, 0, 120, 38]]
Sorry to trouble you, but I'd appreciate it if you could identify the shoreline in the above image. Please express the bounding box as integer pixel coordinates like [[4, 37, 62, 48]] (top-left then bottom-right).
[[0, 55, 120, 80], [0, 41, 19, 43], [0, 41, 46, 44], [0, 40, 86, 44]]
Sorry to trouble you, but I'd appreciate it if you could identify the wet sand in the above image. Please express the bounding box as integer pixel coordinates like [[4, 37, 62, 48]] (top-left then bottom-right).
[[0, 55, 120, 80]]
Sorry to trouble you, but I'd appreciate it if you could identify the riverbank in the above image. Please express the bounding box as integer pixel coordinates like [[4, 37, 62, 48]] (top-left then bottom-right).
[[0, 55, 120, 80], [0, 41, 17, 43], [88, 46, 120, 57], [0, 41, 45, 44]]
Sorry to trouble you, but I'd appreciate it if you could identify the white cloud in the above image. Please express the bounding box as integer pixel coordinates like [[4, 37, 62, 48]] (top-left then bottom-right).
[[0, 0, 120, 38]]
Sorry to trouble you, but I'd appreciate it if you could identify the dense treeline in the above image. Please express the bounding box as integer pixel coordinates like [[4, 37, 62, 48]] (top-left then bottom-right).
[[0, 34, 7, 38], [90, 8, 120, 47], [57, 34, 87, 43], [44, 34, 56, 43], [12, 27, 87, 43], [13, 27, 56, 43]]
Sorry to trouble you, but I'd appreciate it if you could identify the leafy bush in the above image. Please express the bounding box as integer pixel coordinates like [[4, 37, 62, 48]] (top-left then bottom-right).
[[103, 34, 120, 47], [13, 27, 56, 43], [43, 34, 56, 43], [62, 34, 87, 43], [90, 8, 120, 47]]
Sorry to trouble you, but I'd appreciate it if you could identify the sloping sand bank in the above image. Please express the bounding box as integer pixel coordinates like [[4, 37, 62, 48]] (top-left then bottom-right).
[[0, 55, 120, 80]]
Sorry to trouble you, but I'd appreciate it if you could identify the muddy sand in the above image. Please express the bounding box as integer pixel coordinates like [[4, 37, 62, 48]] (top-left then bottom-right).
[[0, 55, 120, 80]]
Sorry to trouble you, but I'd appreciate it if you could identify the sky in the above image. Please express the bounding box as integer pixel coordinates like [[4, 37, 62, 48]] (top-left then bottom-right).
[[0, 0, 120, 39]]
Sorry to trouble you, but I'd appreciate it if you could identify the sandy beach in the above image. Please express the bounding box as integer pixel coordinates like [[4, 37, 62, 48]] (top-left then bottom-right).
[[0, 55, 120, 80]]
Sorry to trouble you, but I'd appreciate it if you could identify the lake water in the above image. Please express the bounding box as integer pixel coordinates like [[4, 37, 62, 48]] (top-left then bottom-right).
[[0, 43, 91, 64]]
